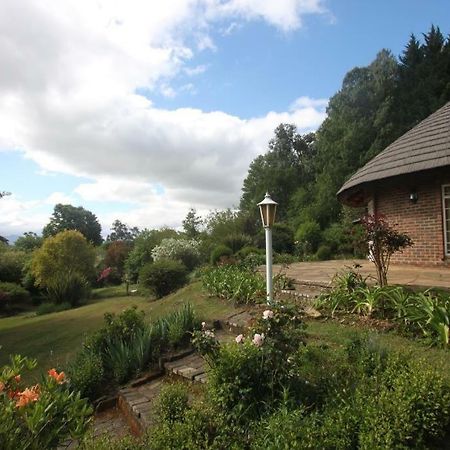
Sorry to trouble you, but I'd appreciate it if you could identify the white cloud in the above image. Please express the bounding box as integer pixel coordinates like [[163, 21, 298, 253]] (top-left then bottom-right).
[[184, 64, 209, 76], [44, 192, 76, 205], [208, 0, 327, 32], [290, 96, 329, 110], [75, 178, 158, 205], [160, 84, 177, 98], [0, 195, 49, 235], [0, 0, 329, 233]]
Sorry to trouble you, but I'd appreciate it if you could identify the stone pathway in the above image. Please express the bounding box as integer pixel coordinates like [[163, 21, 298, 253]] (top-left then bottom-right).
[[118, 378, 165, 433], [58, 406, 129, 449], [272, 259, 450, 289], [117, 351, 212, 434]]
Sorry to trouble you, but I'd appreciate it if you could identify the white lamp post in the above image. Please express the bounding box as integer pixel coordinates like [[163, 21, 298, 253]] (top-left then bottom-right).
[[258, 192, 278, 304]]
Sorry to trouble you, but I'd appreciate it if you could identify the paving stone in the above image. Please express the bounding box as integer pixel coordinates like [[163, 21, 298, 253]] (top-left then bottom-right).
[[194, 373, 207, 383]]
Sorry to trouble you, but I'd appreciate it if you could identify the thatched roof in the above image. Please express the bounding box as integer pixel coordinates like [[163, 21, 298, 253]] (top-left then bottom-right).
[[337, 101, 450, 204]]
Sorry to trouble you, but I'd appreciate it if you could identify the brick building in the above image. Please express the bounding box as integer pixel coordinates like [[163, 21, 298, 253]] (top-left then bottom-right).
[[337, 101, 450, 266]]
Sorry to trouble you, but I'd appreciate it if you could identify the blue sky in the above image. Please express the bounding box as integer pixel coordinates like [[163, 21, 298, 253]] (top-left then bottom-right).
[[0, 0, 449, 238]]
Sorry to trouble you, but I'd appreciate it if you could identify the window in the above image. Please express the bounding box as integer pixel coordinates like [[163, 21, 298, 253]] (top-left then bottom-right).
[[443, 185, 450, 257]]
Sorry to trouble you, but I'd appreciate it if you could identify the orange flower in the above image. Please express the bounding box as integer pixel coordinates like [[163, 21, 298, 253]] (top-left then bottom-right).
[[48, 368, 65, 384], [0, 381, 4, 392], [15, 385, 40, 408], [8, 389, 19, 399], [14, 374, 21, 383]]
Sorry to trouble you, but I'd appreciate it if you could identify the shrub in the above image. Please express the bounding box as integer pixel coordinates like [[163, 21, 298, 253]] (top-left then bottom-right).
[[257, 223, 295, 254], [14, 232, 43, 252], [201, 265, 265, 304], [139, 259, 188, 298], [316, 244, 332, 261], [356, 356, 450, 447], [222, 233, 252, 253], [253, 337, 450, 450], [295, 220, 321, 254], [84, 307, 146, 356], [236, 246, 261, 259], [0, 282, 30, 311], [207, 304, 305, 424], [103, 240, 132, 281], [148, 401, 224, 450], [322, 222, 359, 257], [36, 301, 71, 316], [31, 230, 95, 301], [0, 249, 27, 283], [124, 228, 180, 283], [210, 244, 233, 265], [359, 214, 413, 286], [1, 355, 92, 449], [239, 253, 266, 272], [68, 349, 105, 400], [151, 238, 201, 271], [46, 272, 91, 306], [154, 383, 189, 424]]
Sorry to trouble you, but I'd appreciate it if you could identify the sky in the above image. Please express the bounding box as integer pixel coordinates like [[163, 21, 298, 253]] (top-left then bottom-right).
[[0, 0, 449, 239]]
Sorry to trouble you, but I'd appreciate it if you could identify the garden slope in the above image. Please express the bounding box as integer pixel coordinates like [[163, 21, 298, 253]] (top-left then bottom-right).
[[0, 282, 235, 380]]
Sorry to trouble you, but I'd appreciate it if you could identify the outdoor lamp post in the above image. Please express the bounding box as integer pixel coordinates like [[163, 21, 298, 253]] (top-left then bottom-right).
[[258, 192, 278, 304]]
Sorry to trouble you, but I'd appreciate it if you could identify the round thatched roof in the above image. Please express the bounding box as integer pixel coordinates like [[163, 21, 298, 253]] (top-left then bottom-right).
[[337, 101, 450, 204]]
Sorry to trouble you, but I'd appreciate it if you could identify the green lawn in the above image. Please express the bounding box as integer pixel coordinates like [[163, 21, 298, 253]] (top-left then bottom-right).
[[306, 319, 450, 383], [0, 282, 236, 379]]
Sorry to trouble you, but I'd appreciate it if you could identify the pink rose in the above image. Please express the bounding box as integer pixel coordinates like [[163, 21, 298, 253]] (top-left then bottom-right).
[[235, 334, 244, 344], [262, 310, 274, 320], [252, 333, 265, 347]]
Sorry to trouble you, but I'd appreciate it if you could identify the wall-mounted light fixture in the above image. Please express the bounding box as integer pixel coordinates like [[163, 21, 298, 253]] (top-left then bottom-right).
[[409, 191, 418, 203]]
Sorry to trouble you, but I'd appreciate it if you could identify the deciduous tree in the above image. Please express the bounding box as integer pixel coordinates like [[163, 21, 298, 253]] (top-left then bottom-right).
[[43, 204, 102, 246], [32, 230, 96, 291]]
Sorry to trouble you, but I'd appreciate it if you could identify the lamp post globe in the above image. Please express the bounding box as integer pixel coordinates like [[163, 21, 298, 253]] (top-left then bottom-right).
[[257, 193, 278, 304]]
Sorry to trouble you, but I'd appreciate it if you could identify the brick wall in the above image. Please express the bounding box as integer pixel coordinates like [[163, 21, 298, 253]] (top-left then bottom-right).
[[373, 172, 449, 266]]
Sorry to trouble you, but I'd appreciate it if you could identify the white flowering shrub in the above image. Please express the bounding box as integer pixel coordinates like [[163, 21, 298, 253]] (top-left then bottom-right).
[[151, 238, 201, 270]]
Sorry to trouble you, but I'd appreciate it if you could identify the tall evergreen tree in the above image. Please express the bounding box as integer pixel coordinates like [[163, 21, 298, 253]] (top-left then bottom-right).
[[240, 125, 315, 221]]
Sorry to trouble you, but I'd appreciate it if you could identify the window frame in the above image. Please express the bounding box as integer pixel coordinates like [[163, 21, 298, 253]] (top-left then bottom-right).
[[442, 184, 450, 257]]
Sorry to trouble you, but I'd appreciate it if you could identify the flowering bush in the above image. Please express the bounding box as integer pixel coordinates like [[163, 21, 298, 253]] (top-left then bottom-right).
[[359, 214, 413, 286], [191, 322, 219, 358], [151, 238, 201, 271], [0, 355, 92, 449], [206, 303, 306, 424], [249, 303, 306, 356]]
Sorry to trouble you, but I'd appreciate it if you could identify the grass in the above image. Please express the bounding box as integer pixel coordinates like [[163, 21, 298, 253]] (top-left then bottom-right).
[[0, 281, 236, 380], [305, 318, 450, 383]]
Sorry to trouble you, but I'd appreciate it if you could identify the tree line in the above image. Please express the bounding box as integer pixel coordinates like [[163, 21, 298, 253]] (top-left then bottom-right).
[[238, 25, 450, 258]]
